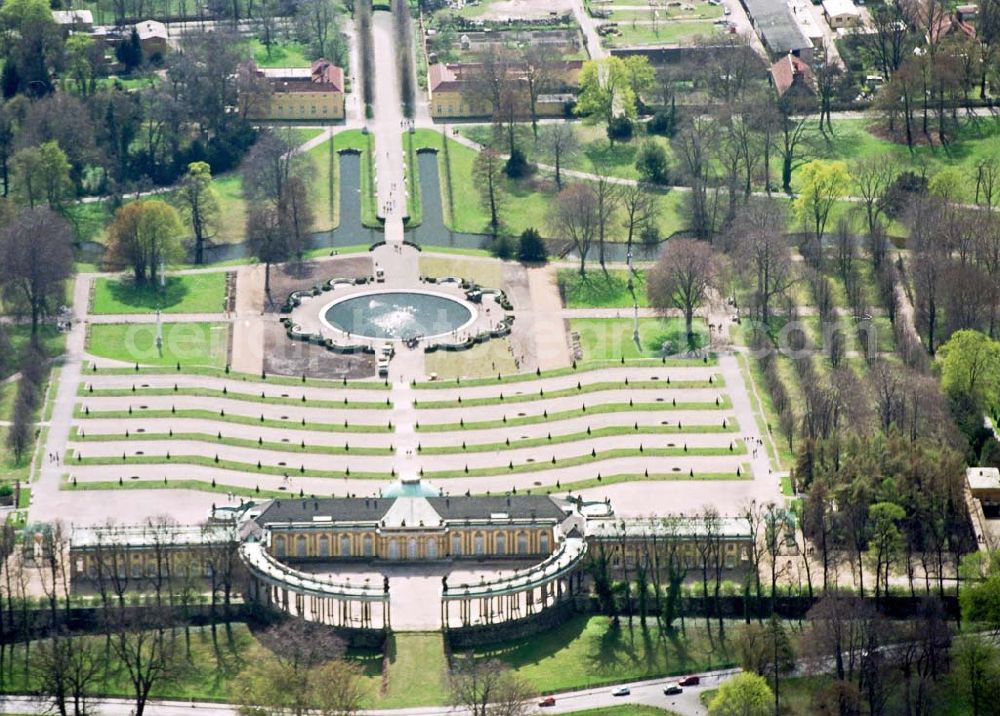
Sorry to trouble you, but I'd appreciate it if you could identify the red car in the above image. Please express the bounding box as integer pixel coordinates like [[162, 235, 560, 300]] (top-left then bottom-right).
[[538, 696, 556, 707], [679, 675, 701, 686]]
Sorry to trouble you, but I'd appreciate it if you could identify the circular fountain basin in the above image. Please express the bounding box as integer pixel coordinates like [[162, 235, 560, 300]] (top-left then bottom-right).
[[321, 290, 476, 340]]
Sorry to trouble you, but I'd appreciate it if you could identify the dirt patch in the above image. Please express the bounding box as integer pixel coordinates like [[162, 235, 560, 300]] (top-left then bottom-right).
[[263, 322, 377, 379], [267, 256, 374, 311]]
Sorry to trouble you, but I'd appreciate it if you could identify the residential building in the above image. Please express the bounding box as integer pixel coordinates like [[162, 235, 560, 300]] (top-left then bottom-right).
[[770, 52, 816, 98], [135, 19, 169, 58], [822, 0, 860, 28], [52, 9, 94, 32]]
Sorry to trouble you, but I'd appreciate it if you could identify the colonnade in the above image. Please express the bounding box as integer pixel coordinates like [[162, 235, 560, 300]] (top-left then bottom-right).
[[441, 537, 587, 629], [241, 543, 391, 630]]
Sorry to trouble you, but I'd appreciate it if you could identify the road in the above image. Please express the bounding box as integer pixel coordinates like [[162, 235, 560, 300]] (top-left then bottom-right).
[[0, 669, 737, 716]]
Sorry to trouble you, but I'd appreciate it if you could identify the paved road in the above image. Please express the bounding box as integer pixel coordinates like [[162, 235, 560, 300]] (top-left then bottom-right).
[[0, 668, 736, 715], [371, 10, 407, 242]]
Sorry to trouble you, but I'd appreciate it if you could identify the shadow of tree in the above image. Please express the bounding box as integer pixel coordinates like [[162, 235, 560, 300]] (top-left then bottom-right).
[[106, 276, 191, 311]]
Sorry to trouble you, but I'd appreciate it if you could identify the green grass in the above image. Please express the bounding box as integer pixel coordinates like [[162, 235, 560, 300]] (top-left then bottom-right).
[[0, 623, 259, 701], [64, 476, 295, 498], [246, 39, 313, 68], [334, 129, 379, 227], [75, 407, 392, 433], [84, 363, 388, 388], [424, 339, 518, 380], [375, 633, 448, 707], [544, 467, 749, 492], [64, 201, 112, 245], [415, 357, 716, 389], [601, 20, 721, 46], [419, 255, 504, 288], [423, 445, 743, 479], [405, 130, 422, 225], [418, 421, 738, 453], [413, 378, 721, 408], [736, 352, 791, 470], [3, 325, 66, 380], [91, 273, 228, 315], [605, 2, 723, 19], [559, 269, 649, 308], [452, 125, 687, 239], [81, 386, 390, 410], [86, 322, 229, 369], [68, 450, 393, 480], [465, 615, 739, 692], [569, 318, 708, 360], [71, 427, 393, 455], [417, 400, 730, 432], [305, 135, 338, 233], [0, 380, 31, 485], [207, 172, 247, 245]]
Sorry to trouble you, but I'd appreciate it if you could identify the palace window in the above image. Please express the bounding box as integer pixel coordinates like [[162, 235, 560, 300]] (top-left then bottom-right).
[[517, 532, 528, 555], [274, 535, 286, 557], [451, 533, 462, 556], [318, 535, 330, 557], [341, 535, 351, 557], [539, 532, 550, 553], [363, 534, 374, 557], [495, 533, 506, 556], [427, 538, 438, 559], [388, 539, 400, 560], [296, 536, 307, 557], [474, 532, 485, 556], [407, 538, 418, 559]]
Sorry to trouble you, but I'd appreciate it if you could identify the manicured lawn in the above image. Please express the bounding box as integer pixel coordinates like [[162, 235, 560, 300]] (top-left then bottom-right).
[[207, 172, 247, 245], [570, 317, 707, 360], [87, 322, 229, 369], [419, 255, 504, 287], [559, 269, 649, 308], [466, 615, 739, 692], [424, 339, 518, 380], [246, 38, 313, 68], [91, 273, 227, 315], [375, 633, 448, 707], [306, 134, 338, 233]]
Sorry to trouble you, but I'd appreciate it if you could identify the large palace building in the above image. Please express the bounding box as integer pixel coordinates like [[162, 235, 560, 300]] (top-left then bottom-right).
[[256, 492, 569, 562]]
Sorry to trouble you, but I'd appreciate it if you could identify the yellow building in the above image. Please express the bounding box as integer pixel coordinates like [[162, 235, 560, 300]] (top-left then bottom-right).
[[257, 493, 568, 562], [427, 61, 582, 120], [587, 517, 753, 574], [246, 59, 346, 122]]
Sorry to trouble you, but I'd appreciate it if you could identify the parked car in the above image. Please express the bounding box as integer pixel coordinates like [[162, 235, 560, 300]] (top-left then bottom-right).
[[612, 686, 631, 696], [663, 684, 683, 695], [538, 696, 556, 707], [679, 675, 701, 686]]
